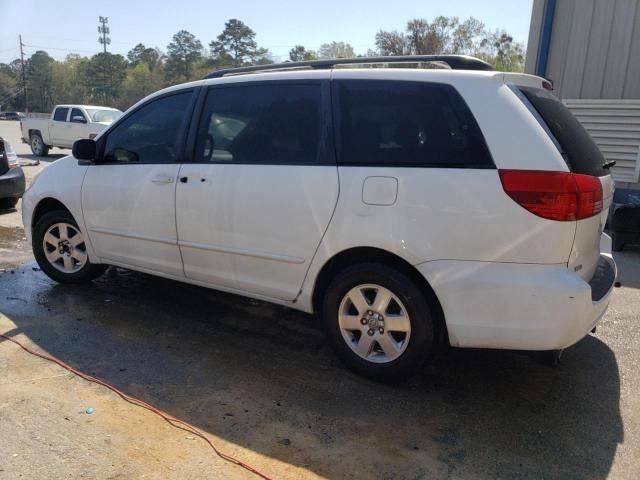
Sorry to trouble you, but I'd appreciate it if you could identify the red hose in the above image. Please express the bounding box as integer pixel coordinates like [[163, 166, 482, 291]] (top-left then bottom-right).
[[1, 332, 274, 480]]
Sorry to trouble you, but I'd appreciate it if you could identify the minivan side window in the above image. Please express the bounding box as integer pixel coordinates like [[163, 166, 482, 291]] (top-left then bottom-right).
[[194, 83, 322, 164], [53, 107, 69, 122], [335, 80, 494, 168], [103, 91, 193, 164]]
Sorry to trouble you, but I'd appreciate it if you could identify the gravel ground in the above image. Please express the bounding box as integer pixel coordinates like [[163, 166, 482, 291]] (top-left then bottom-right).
[[1, 121, 639, 479]]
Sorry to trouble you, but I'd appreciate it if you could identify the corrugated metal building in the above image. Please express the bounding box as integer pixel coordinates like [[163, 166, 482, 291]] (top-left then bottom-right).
[[525, 0, 640, 188]]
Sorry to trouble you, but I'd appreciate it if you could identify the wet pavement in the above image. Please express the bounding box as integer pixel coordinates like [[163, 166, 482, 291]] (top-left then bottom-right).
[[1, 120, 640, 479]]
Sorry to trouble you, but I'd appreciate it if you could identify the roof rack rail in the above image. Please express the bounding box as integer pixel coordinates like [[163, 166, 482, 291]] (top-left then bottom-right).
[[203, 55, 494, 79]]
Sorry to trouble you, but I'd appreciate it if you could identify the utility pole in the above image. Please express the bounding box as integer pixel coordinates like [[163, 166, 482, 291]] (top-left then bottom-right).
[[19, 35, 27, 112], [98, 16, 111, 103], [98, 16, 110, 54]]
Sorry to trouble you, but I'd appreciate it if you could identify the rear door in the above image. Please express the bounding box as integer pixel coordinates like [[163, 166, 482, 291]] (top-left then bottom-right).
[[49, 107, 69, 145], [176, 79, 338, 300], [516, 86, 613, 280]]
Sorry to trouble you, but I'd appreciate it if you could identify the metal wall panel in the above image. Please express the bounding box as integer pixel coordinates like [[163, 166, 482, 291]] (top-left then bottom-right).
[[561, 0, 594, 98], [580, 0, 616, 98], [565, 99, 640, 184], [545, 0, 640, 100], [602, 0, 639, 98], [623, 4, 640, 98]]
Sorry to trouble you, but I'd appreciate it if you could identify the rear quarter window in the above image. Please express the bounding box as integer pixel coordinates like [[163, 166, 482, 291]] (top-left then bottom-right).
[[517, 87, 607, 177], [334, 80, 494, 168]]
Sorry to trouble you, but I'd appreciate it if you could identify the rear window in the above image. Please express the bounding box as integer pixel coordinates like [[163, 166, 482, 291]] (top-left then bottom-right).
[[518, 87, 607, 177], [335, 80, 494, 168], [53, 107, 69, 122]]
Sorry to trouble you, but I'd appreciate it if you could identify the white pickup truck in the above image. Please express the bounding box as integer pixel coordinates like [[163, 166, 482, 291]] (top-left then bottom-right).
[[21, 104, 122, 156]]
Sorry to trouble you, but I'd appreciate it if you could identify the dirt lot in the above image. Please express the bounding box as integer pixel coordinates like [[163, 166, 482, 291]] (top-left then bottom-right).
[[1, 120, 640, 479]]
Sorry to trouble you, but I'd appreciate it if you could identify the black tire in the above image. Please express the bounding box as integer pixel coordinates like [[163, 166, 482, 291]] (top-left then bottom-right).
[[612, 232, 624, 252], [0, 197, 19, 209], [322, 263, 434, 382], [33, 210, 107, 283], [30, 132, 49, 157]]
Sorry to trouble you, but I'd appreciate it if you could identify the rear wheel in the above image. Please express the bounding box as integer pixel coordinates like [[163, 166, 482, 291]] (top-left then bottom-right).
[[33, 210, 107, 283], [323, 263, 434, 382], [30, 132, 49, 157]]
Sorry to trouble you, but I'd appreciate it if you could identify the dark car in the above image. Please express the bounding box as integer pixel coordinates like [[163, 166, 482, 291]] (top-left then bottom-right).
[[1, 112, 25, 121], [0, 136, 25, 209]]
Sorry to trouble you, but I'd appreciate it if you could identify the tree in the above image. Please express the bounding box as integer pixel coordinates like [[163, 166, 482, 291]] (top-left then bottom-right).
[[0, 61, 21, 110], [209, 19, 268, 67], [376, 16, 485, 56], [79, 53, 128, 105], [26, 51, 55, 112], [317, 41, 355, 59], [375, 31, 410, 56], [119, 62, 152, 109], [478, 30, 525, 72], [451, 17, 485, 54], [289, 45, 316, 62], [165, 30, 203, 83], [127, 43, 161, 70]]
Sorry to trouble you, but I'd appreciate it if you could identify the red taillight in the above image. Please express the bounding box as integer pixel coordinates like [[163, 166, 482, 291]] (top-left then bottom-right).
[[499, 170, 603, 221]]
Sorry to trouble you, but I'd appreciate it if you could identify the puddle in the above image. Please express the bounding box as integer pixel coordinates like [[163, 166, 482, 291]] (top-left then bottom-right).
[[0, 225, 31, 270]]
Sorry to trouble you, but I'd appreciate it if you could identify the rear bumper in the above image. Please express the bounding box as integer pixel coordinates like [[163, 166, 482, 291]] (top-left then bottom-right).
[[416, 234, 617, 351], [0, 167, 26, 199]]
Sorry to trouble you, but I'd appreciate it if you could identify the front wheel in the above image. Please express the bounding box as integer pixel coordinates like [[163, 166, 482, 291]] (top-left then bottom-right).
[[30, 132, 49, 157], [33, 210, 107, 283], [322, 263, 434, 382]]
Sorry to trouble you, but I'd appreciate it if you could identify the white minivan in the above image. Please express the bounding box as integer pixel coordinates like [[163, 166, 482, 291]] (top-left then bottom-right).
[[21, 56, 617, 381]]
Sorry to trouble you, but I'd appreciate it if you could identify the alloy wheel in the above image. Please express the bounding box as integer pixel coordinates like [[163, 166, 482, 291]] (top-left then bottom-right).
[[42, 222, 88, 273], [31, 136, 43, 155], [338, 284, 411, 363]]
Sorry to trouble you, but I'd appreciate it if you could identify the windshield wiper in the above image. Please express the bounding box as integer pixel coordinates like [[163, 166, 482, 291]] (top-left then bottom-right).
[[602, 160, 616, 170]]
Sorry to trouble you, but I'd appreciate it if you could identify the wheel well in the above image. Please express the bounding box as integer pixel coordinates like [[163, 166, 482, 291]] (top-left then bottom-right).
[[28, 129, 41, 139], [31, 198, 70, 228], [311, 247, 448, 344]]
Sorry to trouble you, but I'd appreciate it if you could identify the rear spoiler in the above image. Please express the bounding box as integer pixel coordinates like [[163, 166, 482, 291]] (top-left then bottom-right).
[[501, 73, 554, 91]]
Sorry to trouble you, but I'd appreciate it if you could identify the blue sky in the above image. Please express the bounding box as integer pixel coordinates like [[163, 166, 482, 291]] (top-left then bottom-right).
[[0, 0, 534, 63]]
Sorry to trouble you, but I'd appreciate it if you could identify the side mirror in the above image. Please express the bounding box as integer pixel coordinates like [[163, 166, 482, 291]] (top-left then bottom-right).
[[71, 115, 87, 123], [72, 139, 96, 162]]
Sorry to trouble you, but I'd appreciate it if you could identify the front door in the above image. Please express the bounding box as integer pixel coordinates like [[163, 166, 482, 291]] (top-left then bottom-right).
[[176, 81, 339, 300], [66, 107, 89, 147], [82, 90, 196, 276]]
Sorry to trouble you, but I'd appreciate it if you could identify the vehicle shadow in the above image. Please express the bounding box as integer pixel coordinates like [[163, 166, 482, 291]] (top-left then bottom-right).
[[614, 247, 640, 289], [0, 266, 623, 479]]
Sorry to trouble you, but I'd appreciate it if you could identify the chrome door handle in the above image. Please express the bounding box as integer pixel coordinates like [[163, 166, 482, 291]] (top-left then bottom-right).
[[151, 176, 174, 184]]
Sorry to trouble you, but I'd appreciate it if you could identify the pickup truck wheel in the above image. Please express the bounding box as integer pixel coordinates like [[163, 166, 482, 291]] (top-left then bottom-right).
[[323, 263, 434, 382], [30, 133, 49, 157], [33, 210, 107, 283]]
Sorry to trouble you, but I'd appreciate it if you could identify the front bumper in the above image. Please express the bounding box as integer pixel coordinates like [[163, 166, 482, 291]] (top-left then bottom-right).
[[416, 234, 617, 351], [0, 166, 26, 199]]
